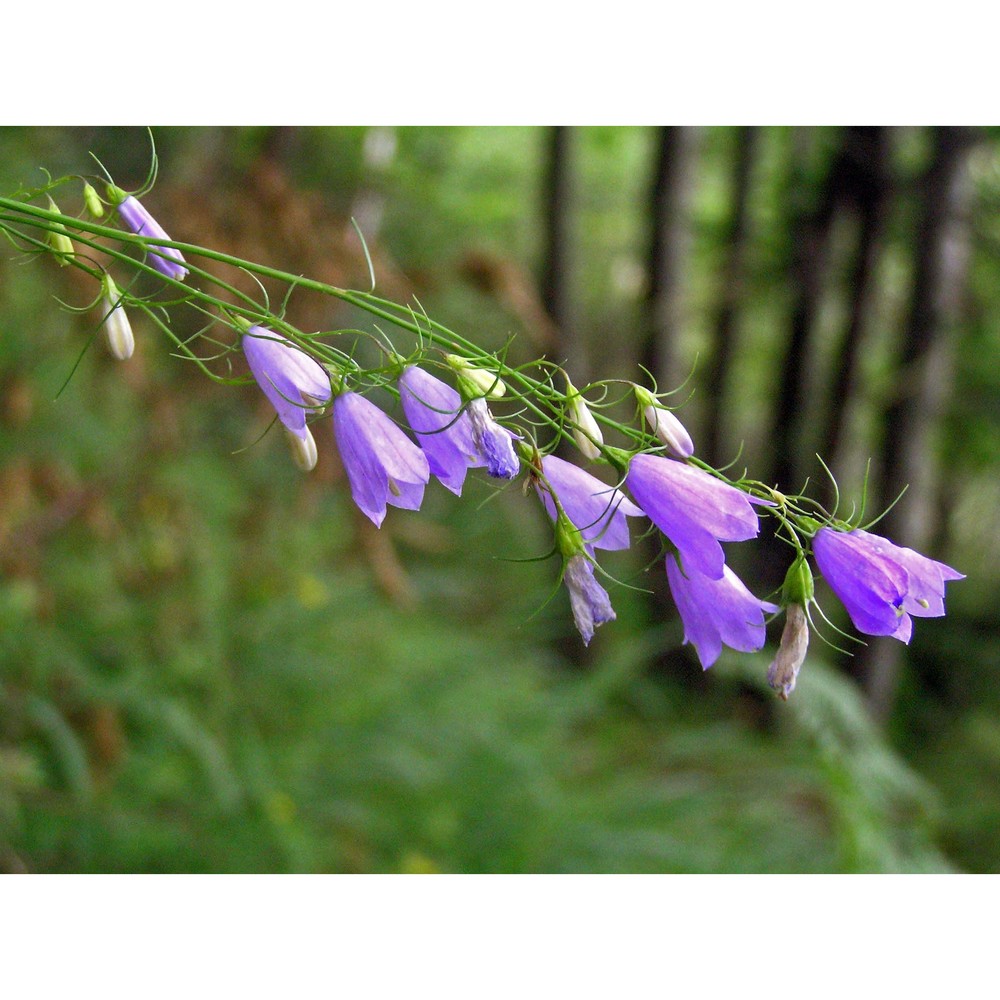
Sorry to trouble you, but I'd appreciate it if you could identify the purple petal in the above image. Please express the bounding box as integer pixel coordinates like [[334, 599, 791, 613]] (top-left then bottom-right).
[[399, 366, 482, 495], [243, 327, 331, 439], [627, 454, 764, 578], [333, 392, 429, 527], [538, 454, 643, 552], [116, 195, 188, 281], [467, 398, 519, 479], [665, 557, 774, 669]]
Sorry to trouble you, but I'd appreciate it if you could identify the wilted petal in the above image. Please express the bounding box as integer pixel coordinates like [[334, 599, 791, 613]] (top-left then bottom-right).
[[399, 365, 483, 495], [333, 391, 430, 527], [564, 553, 616, 645], [537, 454, 642, 551], [767, 603, 809, 700]]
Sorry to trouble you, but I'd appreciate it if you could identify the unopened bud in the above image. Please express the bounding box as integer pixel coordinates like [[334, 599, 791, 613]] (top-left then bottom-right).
[[83, 182, 105, 219], [100, 276, 134, 361], [445, 354, 506, 399], [565, 379, 603, 460], [285, 426, 319, 471], [780, 553, 815, 607], [767, 603, 809, 700], [633, 385, 694, 458], [46, 197, 74, 265]]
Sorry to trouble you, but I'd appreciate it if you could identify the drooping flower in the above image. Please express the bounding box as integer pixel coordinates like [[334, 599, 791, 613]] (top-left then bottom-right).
[[242, 325, 332, 471], [107, 184, 188, 282], [665, 555, 778, 669], [398, 365, 483, 496], [634, 385, 694, 458], [813, 527, 964, 643], [466, 398, 519, 479], [536, 454, 642, 552], [563, 553, 616, 646], [626, 454, 770, 579], [100, 275, 134, 361], [333, 391, 430, 528], [565, 378, 603, 460], [767, 603, 810, 700]]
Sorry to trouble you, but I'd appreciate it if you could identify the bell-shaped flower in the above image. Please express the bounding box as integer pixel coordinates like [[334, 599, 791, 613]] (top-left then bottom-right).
[[552, 509, 616, 645], [398, 365, 483, 496], [100, 275, 134, 361], [626, 454, 771, 579], [333, 391, 430, 528], [107, 184, 188, 282], [536, 454, 642, 552], [466, 398, 519, 480], [634, 385, 694, 458], [242, 325, 332, 472], [665, 555, 778, 669], [812, 527, 964, 643]]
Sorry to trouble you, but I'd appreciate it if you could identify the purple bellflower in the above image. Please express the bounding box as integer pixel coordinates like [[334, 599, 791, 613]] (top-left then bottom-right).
[[398, 365, 483, 496], [537, 454, 643, 552], [466, 397, 519, 479], [243, 326, 331, 470], [813, 527, 964, 643], [666, 555, 778, 669], [626, 454, 771, 579], [108, 186, 188, 282], [333, 391, 430, 528]]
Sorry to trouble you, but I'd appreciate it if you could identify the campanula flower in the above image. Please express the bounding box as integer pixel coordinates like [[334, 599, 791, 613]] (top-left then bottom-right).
[[536, 454, 642, 552], [242, 325, 331, 471], [813, 527, 964, 642], [100, 275, 134, 360], [626, 454, 770, 579], [398, 365, 483, 495], [333, 391, 430, 527], [466, 398, 519, 479], [634, 385, 694, 458], [107, 185, 188, 281], [666, 556, 777, 669]]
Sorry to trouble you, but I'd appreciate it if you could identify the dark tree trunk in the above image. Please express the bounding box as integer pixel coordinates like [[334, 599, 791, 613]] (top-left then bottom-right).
[[819, 128, 892, 478], [703, 127, 757, 466], [540, 127, 580, 375], [857, 127, 976, 721], [641, 127, 699, 392]]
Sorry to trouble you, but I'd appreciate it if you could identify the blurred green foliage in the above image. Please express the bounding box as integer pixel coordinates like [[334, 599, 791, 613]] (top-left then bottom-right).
[[0, 127, 995, 872]]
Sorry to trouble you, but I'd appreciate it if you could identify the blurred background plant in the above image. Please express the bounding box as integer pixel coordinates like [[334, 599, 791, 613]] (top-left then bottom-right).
[[0, 125, 994, 873]]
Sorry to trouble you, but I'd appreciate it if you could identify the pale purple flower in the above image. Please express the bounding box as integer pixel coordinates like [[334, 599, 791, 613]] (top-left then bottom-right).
[[333, 392, 430, 528], [243, 326, 331, 443], [398, 366, 483, 496], [626, 454, 771, 579], [564, 553, 616, 646], [114, 193, 188, 281], [666, 556, 778, 669], [466, 397, 519, 479], [537, 454, 642, 552], [813, 527, 964, 643]]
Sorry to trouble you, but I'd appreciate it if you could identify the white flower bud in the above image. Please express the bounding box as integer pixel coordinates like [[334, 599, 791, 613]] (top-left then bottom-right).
[[634, 385, 694, 458], [445, 354, 506, 399], [101, 276, 134, 361], [565, 380, 603, 460], [285, 426, 319, 472]]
